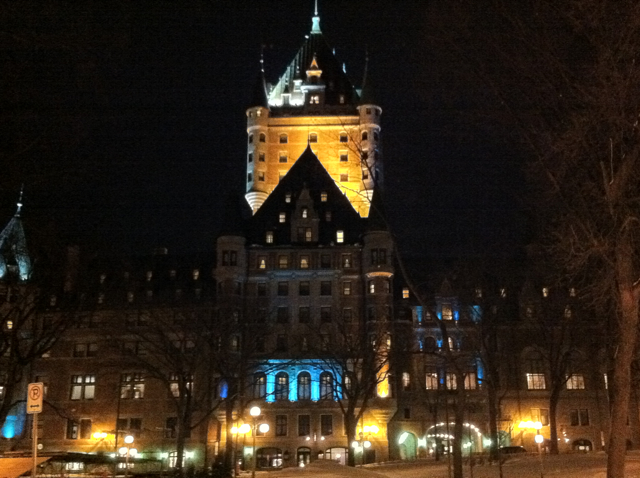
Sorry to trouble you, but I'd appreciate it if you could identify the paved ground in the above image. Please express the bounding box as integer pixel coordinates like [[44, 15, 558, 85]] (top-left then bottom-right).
[[257, 453, 640, 478]]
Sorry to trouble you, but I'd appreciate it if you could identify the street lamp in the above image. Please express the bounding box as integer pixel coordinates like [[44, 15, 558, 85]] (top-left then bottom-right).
[[535, 431, 545, 478], [118, 435, 137, 478], [250, 406, 269, 478]]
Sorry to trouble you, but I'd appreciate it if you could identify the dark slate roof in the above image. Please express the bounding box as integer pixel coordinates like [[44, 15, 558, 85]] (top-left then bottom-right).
[[248, 72, 269, 109], [219, 193, 251, 237], [268, 18, 360, 114], [366, 187, 389, 232], [247, 145, 364, 245], [358, 57, 378, 106], [0, 201, 31, 282]]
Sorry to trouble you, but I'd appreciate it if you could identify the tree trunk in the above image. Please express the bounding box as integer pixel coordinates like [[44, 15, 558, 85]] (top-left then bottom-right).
[[486, 382, 500, 462], [345, 412, 358, 467], [452, 389, 465, 478], [224, 400, 235, 472], [549, 389, 560, 455], [607, 277, 639, 478]]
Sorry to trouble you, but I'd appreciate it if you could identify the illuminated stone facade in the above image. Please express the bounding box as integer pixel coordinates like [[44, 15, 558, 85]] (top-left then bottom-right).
[[245, 12, 380, 217]]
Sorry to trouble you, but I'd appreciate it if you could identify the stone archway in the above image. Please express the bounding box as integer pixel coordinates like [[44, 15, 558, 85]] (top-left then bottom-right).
[[399, 431, 417, 460]]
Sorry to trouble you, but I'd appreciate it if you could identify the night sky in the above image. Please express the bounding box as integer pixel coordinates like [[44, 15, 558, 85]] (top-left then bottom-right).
[[1, 1, 525, 262]]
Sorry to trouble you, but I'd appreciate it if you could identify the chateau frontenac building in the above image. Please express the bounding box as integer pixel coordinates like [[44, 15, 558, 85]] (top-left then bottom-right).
[[0, 5, 634, 474]]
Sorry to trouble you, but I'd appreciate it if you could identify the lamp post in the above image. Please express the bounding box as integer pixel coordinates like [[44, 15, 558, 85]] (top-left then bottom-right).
[[535, 431, 544, 478], [118, 435, 137, 478], [250, 406, 261, 478]]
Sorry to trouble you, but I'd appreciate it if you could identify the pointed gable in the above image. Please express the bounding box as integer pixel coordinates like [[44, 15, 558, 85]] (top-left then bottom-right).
[[247, 146, 363, 245], [0, 199, 31, 282]]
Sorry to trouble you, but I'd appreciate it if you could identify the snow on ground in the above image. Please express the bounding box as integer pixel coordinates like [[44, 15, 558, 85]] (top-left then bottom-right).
[[259, 453, 640, 478]]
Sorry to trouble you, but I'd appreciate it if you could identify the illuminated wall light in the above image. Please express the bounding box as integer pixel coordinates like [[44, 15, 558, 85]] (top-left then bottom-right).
[[398, 432, 409, 445]]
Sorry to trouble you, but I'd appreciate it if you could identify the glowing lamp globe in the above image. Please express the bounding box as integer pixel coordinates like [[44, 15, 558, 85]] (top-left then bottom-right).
[[250, 406, 261, 417], [124, 435, 134, 444], [258, 423, 269, 433], [535, 434, 544, 444]]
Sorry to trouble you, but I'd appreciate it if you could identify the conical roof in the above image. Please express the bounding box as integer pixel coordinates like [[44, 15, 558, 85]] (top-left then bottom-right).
[[249, 72, 269, 109], [0, 195, 31, 282], [366, 187, 388, 232]]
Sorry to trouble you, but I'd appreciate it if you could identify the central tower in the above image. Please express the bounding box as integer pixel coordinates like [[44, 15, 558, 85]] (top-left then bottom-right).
[[244, 8, 382, 217]]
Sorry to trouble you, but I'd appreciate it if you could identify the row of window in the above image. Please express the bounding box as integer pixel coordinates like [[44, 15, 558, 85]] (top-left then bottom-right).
[[526, 373, 588, 391], [65, 416, 183, 440], [272, 279, 391, 297], [69, 374, 193, 401], [249, 131, 379, 145], [252, 371, 337, 401], [265, 229, 344, 245], [255, 250, 384, 271]]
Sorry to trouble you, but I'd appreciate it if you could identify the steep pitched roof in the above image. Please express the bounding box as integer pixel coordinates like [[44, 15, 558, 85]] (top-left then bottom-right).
[[248, 71, 269, 109], [267, 15, 359, 113], [247, 145, 364, 245], [0, 197, 31, 282]]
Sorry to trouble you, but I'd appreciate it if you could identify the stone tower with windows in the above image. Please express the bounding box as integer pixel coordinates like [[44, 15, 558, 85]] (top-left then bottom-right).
[[244, 9, 382, 217]]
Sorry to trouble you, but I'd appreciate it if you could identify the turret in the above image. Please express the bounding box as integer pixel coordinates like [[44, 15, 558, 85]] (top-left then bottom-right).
[[357, 54, 383, 196]]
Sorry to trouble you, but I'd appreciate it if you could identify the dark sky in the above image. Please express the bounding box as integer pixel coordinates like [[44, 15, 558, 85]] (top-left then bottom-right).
[[0, 0, 525, 260]]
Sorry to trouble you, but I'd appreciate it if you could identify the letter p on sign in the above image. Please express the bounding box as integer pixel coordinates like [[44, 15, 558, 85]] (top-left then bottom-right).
[[27, 383, 43, 414]]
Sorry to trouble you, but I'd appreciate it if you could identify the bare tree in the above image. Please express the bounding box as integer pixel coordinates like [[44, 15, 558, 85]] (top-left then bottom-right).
[[422, 2, 640, 475]]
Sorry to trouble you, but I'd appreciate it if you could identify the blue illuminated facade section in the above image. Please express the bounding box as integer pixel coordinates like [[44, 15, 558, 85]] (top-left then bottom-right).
[[475, 356, 484, 382], [1, 403, 25, 439], [471, 305, 482, 323], [257, 359, 342, 403], [415, 306, 423, 324]]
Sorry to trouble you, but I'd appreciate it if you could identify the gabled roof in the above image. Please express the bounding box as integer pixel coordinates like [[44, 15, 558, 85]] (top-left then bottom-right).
[[247, 145, 364, 245], [0, 197, 31, 282], [267, 15, 359, 113]]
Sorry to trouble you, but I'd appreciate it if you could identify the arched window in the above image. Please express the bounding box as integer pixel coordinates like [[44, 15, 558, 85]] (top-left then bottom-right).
[[320, 372, 334, 400], [248, 133, 254, 144], [275, 372, 289, 401], [362, 131, 368, 141], [253, 372, 266, 399], [298, 372, 311, 400], [424, 336, 437, 353], [259, 133, 266, 142], [279, 134, 288, 144]]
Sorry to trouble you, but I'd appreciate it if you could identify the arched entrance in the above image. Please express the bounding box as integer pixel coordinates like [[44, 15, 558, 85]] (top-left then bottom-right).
[[297, 447, 311, 466], [256, 447, 282, 468], [572, 439, 592, 451], [425, 422, 484, 456], [399, 431, 417, 460], [323, 447, 347, 465]]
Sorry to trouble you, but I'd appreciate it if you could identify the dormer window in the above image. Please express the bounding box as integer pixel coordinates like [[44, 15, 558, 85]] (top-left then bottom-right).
[[309, 133, 318, 143], [542, 287, 549, 298], [279, 134, 288, 144], [336, 230, 344, 243], [279, 212, 286, 223], [339, 94, 345, 104], [569, 287, 576, 297], [192, 269, 200, 281], [475, 288, 482, 298], [403, 288, 410, 299], [302, 208, 308, 218], [500, 288, 507, 298], [310, 95, 320, 104], [266, 231, 274, 244], [285, 193, 291, 203], [442, 304, 453, 320], [321, 192, 328, 202]]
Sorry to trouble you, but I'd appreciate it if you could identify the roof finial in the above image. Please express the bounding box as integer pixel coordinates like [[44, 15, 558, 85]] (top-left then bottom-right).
[[15, 184, 24, 217], [260, 45, 265, 74], [311, 0, 321, 34]]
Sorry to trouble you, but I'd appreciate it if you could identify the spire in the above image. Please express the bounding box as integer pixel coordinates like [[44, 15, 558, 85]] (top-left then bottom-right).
[[0, 188, 31, 282], [311, 0, 321, 34], [359, 48, 377, 105], [249, 50, 269, 108]]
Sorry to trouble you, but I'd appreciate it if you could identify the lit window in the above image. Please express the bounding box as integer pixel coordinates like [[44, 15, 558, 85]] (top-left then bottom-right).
[[442, 304, 453, 320], [169, 374, 194, 398], [464, 372, 477, 390], [368, 281, 375, 294], [402, 372, 411, 391], [302, 208, 308, 218], [526, 373, 546, 390], [475, 288, 482, 298], [336, 230, 344, 243], [425, 372, 438, 390], [266, 231, 273, 243], [258, 256, 267, 270], [279, 212, 286, 223], [279, 134, 288, 144], [279, 152, 287, 163], [5, 320, 13, 330], [343, 281, 352, 295], [253, 373, 266, 399], [310, 95, 319, 104], [564, 306, 572, 319], [362, 167, 369, 180], [339, 94, 345, 104], [278, 255, 289, 269], [299, 255, 309, 269], [445, 373, 457, 390], [500, 288, 507, 298], [402, 288, 409, 299], [298, 372, 311, 400], [542, 287, 549, 298], [70, 375, 96, 400], [320, 372, 334, 400], [340, 152, 348, 162], [566, 374, 585, 390], [285, 193, 291, 203], [339, 132, 348, 143], [321, 192, 327, 202], [309, 133, 318, 143], [120, 373, 145, 399], [340, 173, 349, 182], [570, 287, 576, 297], [275, 372, 289, 400]]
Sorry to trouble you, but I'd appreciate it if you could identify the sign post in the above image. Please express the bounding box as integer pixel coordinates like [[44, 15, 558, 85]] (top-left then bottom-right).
[[27, 383, 43, 478]]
